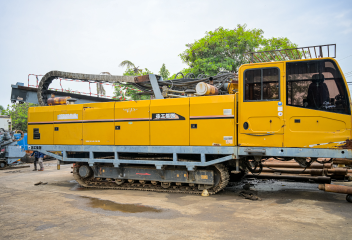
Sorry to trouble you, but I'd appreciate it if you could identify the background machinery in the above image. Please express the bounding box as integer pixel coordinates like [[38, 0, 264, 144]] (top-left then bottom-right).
[[0, 116, 26, 169], [25, 44, 352, 195]]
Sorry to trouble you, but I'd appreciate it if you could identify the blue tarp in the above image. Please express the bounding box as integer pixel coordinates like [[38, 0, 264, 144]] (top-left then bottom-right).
[[15, 133, 28, 150]]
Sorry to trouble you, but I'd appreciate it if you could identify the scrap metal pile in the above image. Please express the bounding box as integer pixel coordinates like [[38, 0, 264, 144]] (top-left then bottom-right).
[[131, 72, 237, 98], [245, 158, 352, 183], [0, 129, 26, 169], [37, 71, 237, 105]]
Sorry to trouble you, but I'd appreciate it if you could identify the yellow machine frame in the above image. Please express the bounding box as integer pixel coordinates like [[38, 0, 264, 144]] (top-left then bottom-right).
[[28, 57, 351, 151]]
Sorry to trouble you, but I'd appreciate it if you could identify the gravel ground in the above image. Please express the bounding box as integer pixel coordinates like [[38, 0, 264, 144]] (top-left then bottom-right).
[[0, 160, 351, 240]]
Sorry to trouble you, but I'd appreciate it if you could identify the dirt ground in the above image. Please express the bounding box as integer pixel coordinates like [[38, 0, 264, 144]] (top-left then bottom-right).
[[0, 160, 351, 240]]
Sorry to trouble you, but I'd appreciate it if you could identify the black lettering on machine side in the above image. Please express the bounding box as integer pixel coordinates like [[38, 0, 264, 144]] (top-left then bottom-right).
[[31, 146, 42, 150], [152, 113, 185, 121]]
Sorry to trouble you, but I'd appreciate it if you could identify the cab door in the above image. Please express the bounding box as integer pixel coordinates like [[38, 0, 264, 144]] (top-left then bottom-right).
[[238, 63, 285, 147], [284, 58, 351, 148]]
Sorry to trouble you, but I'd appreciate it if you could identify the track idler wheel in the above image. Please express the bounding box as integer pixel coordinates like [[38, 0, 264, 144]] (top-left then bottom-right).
[[161, 182, 171, 188], [115, 179, 125, 185], [78, 165, 92, 178], [208, 164, 229, 193]]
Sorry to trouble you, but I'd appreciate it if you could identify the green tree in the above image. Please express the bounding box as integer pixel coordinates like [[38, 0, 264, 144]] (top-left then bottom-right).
[[179, 24, 297, 76], [2, 103, 38, 132], [0, 105, 4, 114], [119, 60, 142, 74], [114, 61, 154, 100], [159, 63, 170, 80]]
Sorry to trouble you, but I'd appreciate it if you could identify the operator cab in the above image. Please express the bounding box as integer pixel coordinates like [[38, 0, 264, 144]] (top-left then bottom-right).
[[239, 56, 352, 149]]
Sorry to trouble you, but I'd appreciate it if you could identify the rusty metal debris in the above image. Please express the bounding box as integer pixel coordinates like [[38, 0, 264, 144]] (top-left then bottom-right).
[[338, 139, 352, 149], [246, 158, 352, 182], [319, 184, 352, 203], [34, 181, 48, 186], [262, 162, 332, 169], [37, 70, 236, 105], [318, 184, 352, 195], [261, 167, 351, 175], [334, 158, 352, 166], [242, 183, 251, 190], [239, 190, 261, 201]]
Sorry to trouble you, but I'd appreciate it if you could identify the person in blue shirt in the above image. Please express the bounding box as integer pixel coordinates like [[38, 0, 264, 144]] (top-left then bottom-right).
[[30, 151, 45, 171]]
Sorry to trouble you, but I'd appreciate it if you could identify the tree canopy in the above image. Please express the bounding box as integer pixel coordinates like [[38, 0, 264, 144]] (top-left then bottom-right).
[[1, 103, 38, 132], [119, 60, 142, 74], [159, 63, 170, 80], [179, 24, 297, 76], [114, 26, 297, 95]]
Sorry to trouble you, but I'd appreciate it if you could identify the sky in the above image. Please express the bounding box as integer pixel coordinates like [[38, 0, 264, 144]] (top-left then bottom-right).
[[1, 0, 352, 106]]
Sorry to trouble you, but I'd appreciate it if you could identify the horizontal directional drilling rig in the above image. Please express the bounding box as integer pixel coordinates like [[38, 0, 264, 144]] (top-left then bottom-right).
[[28, 44, 352, 196]]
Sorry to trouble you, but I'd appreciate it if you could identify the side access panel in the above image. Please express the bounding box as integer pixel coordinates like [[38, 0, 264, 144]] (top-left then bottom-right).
[[150, 98, 189, 146], [83, 102, 115, 145], [190, 95, 236, 146], [285, 107, 351, 148], [115, 100, 150, 145], [54, 104, 83, 145], [28, 106, 54, 145]]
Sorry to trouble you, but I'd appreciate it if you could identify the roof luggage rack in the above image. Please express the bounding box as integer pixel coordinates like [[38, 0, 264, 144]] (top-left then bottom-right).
[[244, 44, 336, 63]]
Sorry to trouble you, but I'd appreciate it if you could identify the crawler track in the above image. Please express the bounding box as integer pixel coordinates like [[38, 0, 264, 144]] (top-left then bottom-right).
[[73, 163, 229, 195]]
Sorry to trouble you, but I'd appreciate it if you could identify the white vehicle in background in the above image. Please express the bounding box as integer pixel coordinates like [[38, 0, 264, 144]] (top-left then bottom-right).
[[0, 115, 11, 131]]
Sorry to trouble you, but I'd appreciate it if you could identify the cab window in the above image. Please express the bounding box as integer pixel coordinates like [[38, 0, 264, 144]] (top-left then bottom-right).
[[244, 68, 280, 101], [286, 60, 350, 115]]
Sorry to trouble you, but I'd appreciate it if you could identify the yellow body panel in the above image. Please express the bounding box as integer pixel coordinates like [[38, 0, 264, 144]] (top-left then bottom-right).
[[228, 83, 238, 94], [28, 106, 54, 145], [53, 104, 83, 145], [284, 106, 351, 148], [83, 102, 115, 145], [190, 95, 236, 146], [115, 100, 150, 145], [238, 62, 285, 147], [150, 98, 189, 146]]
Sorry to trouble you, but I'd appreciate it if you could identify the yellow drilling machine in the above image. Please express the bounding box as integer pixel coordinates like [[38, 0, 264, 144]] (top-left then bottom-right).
[[27, 44, 352, 196]]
